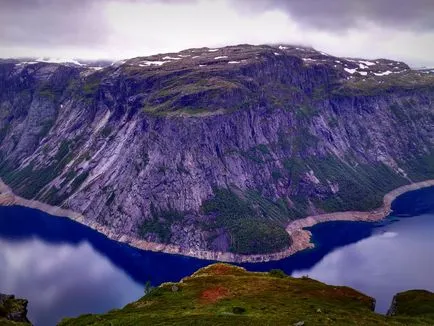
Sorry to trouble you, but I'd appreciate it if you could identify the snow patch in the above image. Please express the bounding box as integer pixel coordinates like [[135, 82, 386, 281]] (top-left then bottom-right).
[[279, 45, 288, 50], [358, 71, 368, 76], [15, 61, 38, 66], [178, 54, 191, 58], [192, 56, 201, 59], [139, 60, 168, 66], [359, 63, 369, 69], [214, 56, 228, 60], [35, 57, 84, 66], [374, 71, 393, 76], [228, 61, 240, 64], [111, 60, 126, 67], [359, 60, 376, 66], [162, 56, 181, 60], [344, 68, 357, 74], [208, 49, 219, 52], [274, 52, 281, 56]]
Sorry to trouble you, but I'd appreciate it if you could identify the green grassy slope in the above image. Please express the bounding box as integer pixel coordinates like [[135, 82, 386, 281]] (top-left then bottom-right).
[[59, 264, 434, 326]]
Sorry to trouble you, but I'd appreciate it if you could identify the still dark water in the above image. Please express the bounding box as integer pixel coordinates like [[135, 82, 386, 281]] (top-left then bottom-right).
[[0, 187, 433, 325]]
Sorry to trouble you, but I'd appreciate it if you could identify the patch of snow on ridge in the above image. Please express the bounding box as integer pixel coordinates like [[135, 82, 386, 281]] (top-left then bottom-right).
[[139, 61, 167, 66], [111, 60, 126, 67], [228, 61, 240, 64], [178, 54, 190, 58], [279, 45, 288, 50], [214, 56, 228, 59], [162, 56, 181, 60], [359, 63, 369, 69], [208, 49, 219, 52], [359, 60, 376, 66], [358, 71, 368, 76], [15, 61, 38, 66], [374, 71, 393, 76], [344, 68, 357, 74], [36, 57, 84, 66]]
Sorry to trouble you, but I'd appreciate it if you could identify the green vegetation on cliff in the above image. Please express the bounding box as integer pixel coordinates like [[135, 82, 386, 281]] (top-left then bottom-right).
[[59, 264, 434, 326], [202, 189, 290, 254], [0, 294, 31, 326]]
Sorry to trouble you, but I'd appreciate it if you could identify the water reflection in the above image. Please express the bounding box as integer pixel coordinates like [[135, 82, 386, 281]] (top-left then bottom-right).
[[0, 238, 143, 325], [0, 186, 433, 324], [0, 206, 211, 326], [292, 213, 434, 313]]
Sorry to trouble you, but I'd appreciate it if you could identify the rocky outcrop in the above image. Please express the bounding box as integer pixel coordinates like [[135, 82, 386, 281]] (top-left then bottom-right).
[[58, 264, 434, 326], [387, 289, 434, 317], [0, 293, 31, 325], [0, 44, 433, 257]]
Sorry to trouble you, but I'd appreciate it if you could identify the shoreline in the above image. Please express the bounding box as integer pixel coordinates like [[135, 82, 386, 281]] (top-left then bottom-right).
[[1, 179, 434, 263]]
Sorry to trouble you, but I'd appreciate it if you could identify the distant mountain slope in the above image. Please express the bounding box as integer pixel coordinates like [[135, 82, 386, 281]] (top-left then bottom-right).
[[58, 263, 434, 326], [0, 44, 433, 256]]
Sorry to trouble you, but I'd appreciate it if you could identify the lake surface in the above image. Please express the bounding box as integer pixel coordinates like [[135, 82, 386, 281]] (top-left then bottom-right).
[[0, 187, 433, 325]]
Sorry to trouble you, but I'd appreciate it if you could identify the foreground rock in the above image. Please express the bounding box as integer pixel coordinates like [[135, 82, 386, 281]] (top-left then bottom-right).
[[388, 290, 434, 318], [0, 293, 32, 325], [59, 264, 434, 326]]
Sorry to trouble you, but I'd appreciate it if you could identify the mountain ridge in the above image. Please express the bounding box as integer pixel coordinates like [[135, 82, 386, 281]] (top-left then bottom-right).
[[0, 43, 433, 257]]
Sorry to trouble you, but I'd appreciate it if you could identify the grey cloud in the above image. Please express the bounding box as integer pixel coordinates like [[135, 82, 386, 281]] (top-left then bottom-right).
[[0, 0, 195, 48], [237, 0, 434, 31], [0, 0, 108, 47]]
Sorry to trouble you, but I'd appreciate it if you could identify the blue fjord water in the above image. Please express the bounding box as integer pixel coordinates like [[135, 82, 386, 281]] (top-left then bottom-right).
[[0, 187, 433, 325]]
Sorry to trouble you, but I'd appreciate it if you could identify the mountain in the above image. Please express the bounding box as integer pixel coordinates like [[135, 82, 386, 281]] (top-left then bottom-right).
[[0, 44, 433, 257], [58, 263, 434, 326]]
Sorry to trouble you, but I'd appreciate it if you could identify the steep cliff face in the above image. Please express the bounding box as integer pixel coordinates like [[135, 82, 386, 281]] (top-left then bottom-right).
[[0, 44, 433, 255]]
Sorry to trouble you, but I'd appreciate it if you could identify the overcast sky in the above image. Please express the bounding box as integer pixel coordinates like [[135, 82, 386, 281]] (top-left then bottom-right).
[[1, 0, 434, 66]]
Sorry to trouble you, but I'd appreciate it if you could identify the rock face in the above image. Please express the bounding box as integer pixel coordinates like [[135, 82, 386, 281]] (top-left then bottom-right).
[[387, 289, 434, 317], [0, 44, 433, 255], [0, 293, 31, 325]]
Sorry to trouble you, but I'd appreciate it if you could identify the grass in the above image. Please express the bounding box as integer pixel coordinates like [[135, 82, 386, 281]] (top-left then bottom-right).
[[58, 263, 434, 326], [334, 71, 434, 97], [143, 76, 245, 116]]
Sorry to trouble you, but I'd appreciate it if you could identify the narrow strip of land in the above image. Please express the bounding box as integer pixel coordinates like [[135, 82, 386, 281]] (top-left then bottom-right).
[[1, 179, 434, 263]]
